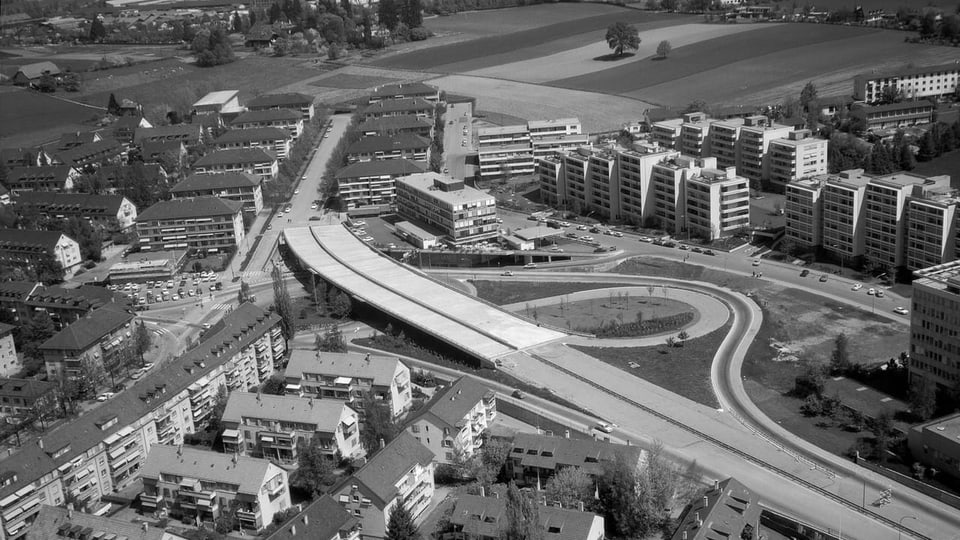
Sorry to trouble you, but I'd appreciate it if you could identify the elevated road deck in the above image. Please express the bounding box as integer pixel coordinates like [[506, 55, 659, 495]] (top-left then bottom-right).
[[283, 225, 564, 362]]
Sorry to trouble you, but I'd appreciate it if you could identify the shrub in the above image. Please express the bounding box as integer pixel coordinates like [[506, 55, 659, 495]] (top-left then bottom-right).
[[410, 27, 431, 41]]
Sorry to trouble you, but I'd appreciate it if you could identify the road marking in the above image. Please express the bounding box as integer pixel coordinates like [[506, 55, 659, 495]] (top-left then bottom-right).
[[151, 328, 170, 336], [211, 303, 233, 311], [880, 397, 892, 402], [856, 386, 867, 392]]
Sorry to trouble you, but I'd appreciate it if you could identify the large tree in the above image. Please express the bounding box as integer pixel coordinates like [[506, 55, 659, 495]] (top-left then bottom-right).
[[503, 482, 543, 540], [909, 377, 937, 421], [378, 0, 399, 31], [605, 22, 640, 57], [133, 321, 152, 366], [545, 466, 595, 510], [799, 81, 818, 112], [656, 40, 671, 58], [292, 438, 336, 495], [89, 18, 107, 42], [192, 28, 235, 67], [359, 391, 398, 454], [829, 333, 851, 374], [271, 263, 294, 338], [386, 497, 421, 540]]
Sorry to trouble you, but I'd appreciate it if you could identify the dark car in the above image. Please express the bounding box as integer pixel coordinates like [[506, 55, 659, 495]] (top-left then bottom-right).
[[703, 249, 715, 256], [819, 275, 828, 282], [511, 390, 525, 399], [800, 269, 810, 277]]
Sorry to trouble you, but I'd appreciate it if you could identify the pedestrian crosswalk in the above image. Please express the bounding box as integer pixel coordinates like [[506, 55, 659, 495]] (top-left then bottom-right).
[[211, 303, 233, 311], [241, 271, 272, 283], [151, 328, 171, 337]]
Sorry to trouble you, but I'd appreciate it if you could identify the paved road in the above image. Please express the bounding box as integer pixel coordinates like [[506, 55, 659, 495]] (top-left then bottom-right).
[[443, 102, 473, 180]]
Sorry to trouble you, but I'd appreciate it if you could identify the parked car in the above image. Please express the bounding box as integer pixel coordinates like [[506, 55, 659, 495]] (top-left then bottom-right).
[[876, 290, 884, 298], [96, 392, 115, 402], [852, 283, 862, 291], [867, 288, 876, 295], [703, 249, 715, 256], [752, 259, 761, 266], [523, 263, 538, 269], [819, 275, 828, 282], [511, 390, 525, 399], [800, 269, 810, 277], [596, 422, 616, 434], [893, 307, 908, 315]]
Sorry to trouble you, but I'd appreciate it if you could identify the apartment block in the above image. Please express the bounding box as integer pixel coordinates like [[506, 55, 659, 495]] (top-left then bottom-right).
[[527, 118, 581, 139], [735, 116, 792, 185], [0, 282, 124, 331], [193, 148, 279, 182], [706, 117, 745, 169], [361, 98, 435, 121], [335, 159, 425, 210], [529, 133, 590, 161], [264, 494, 361, 540], [449, 494, 605, 540], [13, 193, 138, 232], [141, 445, 291, 532], [214, 127, 292, 160], [232, 109, 304, 139], [678, 112, 712, 158], [784, 177, 826, 249], [909, 261, 960, 392], [406, 377, 495, 464], [862, 173, 934, 270], [477, 125, 533, 181], [284, 350, 413, 418], [395, 172, 498, 245], [821, 169, 871, 263], [853, 63, 960, 104], [136, 197, 244, 253], [852, 100, 936, 131], [617, 144, 679, 221], [506, 432, 644, 487], [221, 392, 363, 464], [346, 134, 431, 165], [358, 116, 433, 139], [0, 229, 82, 273], [170, 172, 264, 214], [651, 117, 683, 149], [671, 478, 760, 540], [905, 187, 958, 271], [5, 165, 79, 193], [134, 125, 203, 147], [39, 303, 135, 381], [26, 504, 187, 540], [766, 129, 828, 187], [368, 82, 440, 104], [684, 161, 751, 240], [0, 326, 19, 377], [246, 92, 316, 120], [0, 379, 56, 419], [331, 432, 434, 540]]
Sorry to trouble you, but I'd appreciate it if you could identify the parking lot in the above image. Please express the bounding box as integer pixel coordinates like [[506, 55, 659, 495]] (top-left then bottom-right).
[[108, 272, 223, 310]]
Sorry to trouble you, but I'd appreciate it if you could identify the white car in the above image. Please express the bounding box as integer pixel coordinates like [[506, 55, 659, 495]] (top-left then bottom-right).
[[294, 188, 300, 194], [577, 225, 588, 231], [311, 204, 318, 210], [501, 271, 514, 276], [523, 263, 537, 269], [752, 259, 761, 266], [596, 422, 616, 434], [852, 283, 862, 291], [353, 220, 366, 227], [363, 236, 374, 242], [867, 288, 876, 295], [893, 307, 909, 315], [96, 392, 115, 402]]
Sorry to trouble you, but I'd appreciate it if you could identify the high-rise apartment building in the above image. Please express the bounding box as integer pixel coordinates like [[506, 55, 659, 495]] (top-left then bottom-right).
[[853, 63, 960, 104], [767, 129, 828, 187], [821, 169, 871, 265], [651, 156, 749, 239], [736, 116, 793, 185], [906, 187, 959, 270], [785, 176, 825, 248], [395, 173, 498, 244], [909, 261, 960, 391]]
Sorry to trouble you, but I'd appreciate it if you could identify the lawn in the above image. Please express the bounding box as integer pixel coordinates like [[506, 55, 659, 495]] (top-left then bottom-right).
[[570, 321, 730, 409], [423, 3, 631, 38], [528, 296, 694, 335], [309, 73, 399, 89], [0, 88, 102, 145], [470, 280, 636, 305]]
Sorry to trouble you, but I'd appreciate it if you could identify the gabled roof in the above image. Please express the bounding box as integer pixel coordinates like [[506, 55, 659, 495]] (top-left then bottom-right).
[[39, 303, 134, 352], [134, 124, 201, 144], [14, 192, 129, 216], [232, 109, 301, 124], [58, 131, 100, 149], [359, 115, 432, 134], [265, 495, 358, 540], [26, 505, 173, 540], [112, 115, 149, 131], [671, 477, 760, 540], [361, 98, 434, 115], [141, 444, 277, 495], [15, 61, 60, 80], [0, 281, 41, 302], [369, 82, 438, 99], [6, 165, 74, 187], [26, 283, 126, 311], [171, 172, 260, 193], [214, 127, 291, 145], [0, 228, 72, 253], [223, 391, 352, 432], [56, 138, 124, 167], [0, 147, 42, 166], [137, 196, 242, 222], [194, 148, 277, 167], [96, 163, 167, 184], [349, 431, 434, 506], [140, 139, 185, 158], [451, 494, 602, 540], [408, 376, 493, 430], [347, 134, 430, 154], [335, 159, 425, 179], [286, 350, 406, 386], [246, 92, 314, 109], [245, 22, 278, 41], [0, 378, 56, 400], [509, 432, 644, 477]]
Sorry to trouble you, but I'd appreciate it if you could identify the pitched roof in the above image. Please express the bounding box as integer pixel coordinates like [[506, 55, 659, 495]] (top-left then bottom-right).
[[0, 228, 72, 253], [265, 494, 358, 540], [247, 92, 314, 109], [0, 281, 41, 302], [26, 505, 174, 540], [15, 61, 60, 79], [134, 124, 201, 144], [286, 350, 406, 387], [96, 163, 167, 184], [141, 444, 276, 495], [0, 322, 14, 338], [214, 127, 291, 145], [369, 82, 438, 99], [232, 109, 301, 124], [359, 115, 432, 133], [140, 139, 185, 159], [6, 165, 74, 187], [26, 283, 127, 311], [671, 477, 759, 540], [171, 172, 260, 193], [0, 378, 56, 400], [335, 159, 425, 179], [451, 494, 602, 540], [137, 196, 242, 222], [55, 138, 124, 167], [222, 391, 352, 431], [0, 147, 41, 166], [245, 23, 278, 41], [409, 376, 493, 430], [361, 98, 434, 115], [509, 432, 644, 477], [14, 192, 129, 216], [350, 431, 434, 505], [58, 131, 100, 149], [39, 303, 134, 352], [347, 134, 430, 154], [194, 148, 277, 167]]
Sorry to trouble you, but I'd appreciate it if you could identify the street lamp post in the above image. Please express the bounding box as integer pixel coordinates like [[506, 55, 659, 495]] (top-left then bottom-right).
[[898, 515, 918, 540]]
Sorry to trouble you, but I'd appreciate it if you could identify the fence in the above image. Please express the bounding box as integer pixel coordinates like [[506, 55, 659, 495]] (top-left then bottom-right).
[[497, 399, 592, 441], [856, 458, 960, 510]]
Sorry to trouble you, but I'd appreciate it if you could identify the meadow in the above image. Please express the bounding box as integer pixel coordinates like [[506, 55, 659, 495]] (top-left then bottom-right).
[[0, 88, 101, 146]]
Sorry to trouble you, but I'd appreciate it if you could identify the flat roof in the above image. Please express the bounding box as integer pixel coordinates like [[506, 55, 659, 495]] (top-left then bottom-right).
[[397, 172, 494, 206], [528, 118, 580, 129], [913, 260, 960, 293], [282, 225, 564, 361], [478, 125, 528, 136], [193, 90, 239, 107], [395, 220, 440, 240]]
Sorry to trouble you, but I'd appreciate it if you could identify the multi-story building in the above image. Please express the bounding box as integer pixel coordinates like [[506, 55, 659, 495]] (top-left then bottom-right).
[[853, 63, 960, 104], [529, 133, 590, 161], [221, 392, 363, 464], [0, 229, 82, 274], [246, 92, 316, 119], [766, 129, 828, 187], [527, 118, 581, 140], [905, 187, 958, 270], [331, 432, 435, 540], [683, 161, 750, 240], [395, 173, 498, 245], [784, 176, 826, 249], [0, 379, 56, 419], [651, 117, 683, 149], [359, 115, 434, 139], [192, 90, 244, 116], [908, 412, 960, 483], [111, 115, 152, 144], [449, 494, 605, 540], [671, 478, 761, 540], [55, 138, 125, 171], [284, 350, 413, 419], [361, 98, 435, 121], [0, 326, 18, 377], [136, 197, 244, 253], [506, 432, 644, 487], [477, 125, 533, 181], [214, 128, 292, 160], [232, 109, 304, 139], [0, 283, 123, 331], [13, 193, 138, 232], [405, 377, 495, 464], [134, 125, 203, 147], [193, 148, 278, 182], [263, 494, 361, 540], [346, 134, 431, 165], [707, 117, 745, 169], [368, 82, 440, 104], [4, 165, 79, 193], [170, 172, 264, 214], [909, 261, 960, 392], [335, 159, 425, 210], [26, 504, 188, 540], [141, 445, 291, 532], [821, 169, 871, 264], [735, 115, 792, 185], [862, 173, 930, 271], [39, 303, 135, 381], [852, 100, 936, 131]]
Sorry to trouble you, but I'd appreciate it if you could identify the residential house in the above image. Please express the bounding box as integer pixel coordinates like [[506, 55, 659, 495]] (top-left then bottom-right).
[[14, 192, 138, 232], [12, 61, 60, 86], [346, 134, 431, 165], [221, 392, 363, 464], [405, 376, 495, 464], [232, 109, 304, 139], [140, 445, 291, 532], [192, 90, 243, 117], [246, 92, 316, 119], [264, 494, 360, 540], [56, 132, 100, 152], [111, 115, 152, 144], [331, 432, 435, 540], [134, 125, 203, 147], [0, 378, 57, 419], [39, 303, 136, 380], [25, 504, 188, 540], [193, 148, 279, 182], [361, 98, 435, 121], [214, 127, 292, 160], [671, 478, 761, 540], [244, 23, 279, 48], [0, 325, 18, 377], [368, 82, 440, 104], [851, 100, 936, 131], [284, 350, 413, 419], [853, 63, 960, 104], [55, 138, 125, 171], [396, 173, 499, 245], [358, 116, 433, 139], [0, 229, 82, 273], [506, 432, 644, 487], [0, 147, 49, 168], [449, 494, 605, 540], [335, 159, 425, 209], [170, 172, 264, 214], [136, 197, 244, 253], [140, 140, 186, 171], [0, 282, 125, 330], [5, 165, 79, 193]]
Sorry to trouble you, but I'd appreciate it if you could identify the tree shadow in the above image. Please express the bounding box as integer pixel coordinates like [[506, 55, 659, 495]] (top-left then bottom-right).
[[651, 56, 667, 61], [593, 52, 636, 62]]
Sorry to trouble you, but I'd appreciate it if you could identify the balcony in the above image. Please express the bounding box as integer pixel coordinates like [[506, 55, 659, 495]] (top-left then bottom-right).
[[260, 431, 296, 449], [141, 493, 163, 509], [237, 507, 262, 524]]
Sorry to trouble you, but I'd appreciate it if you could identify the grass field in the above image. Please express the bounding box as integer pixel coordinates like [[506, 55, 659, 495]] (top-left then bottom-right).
[[471, 280, 635, 305], [308, 73, 399, 89], [0, 88, 101, 144], [424, 3, 630, 37]]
